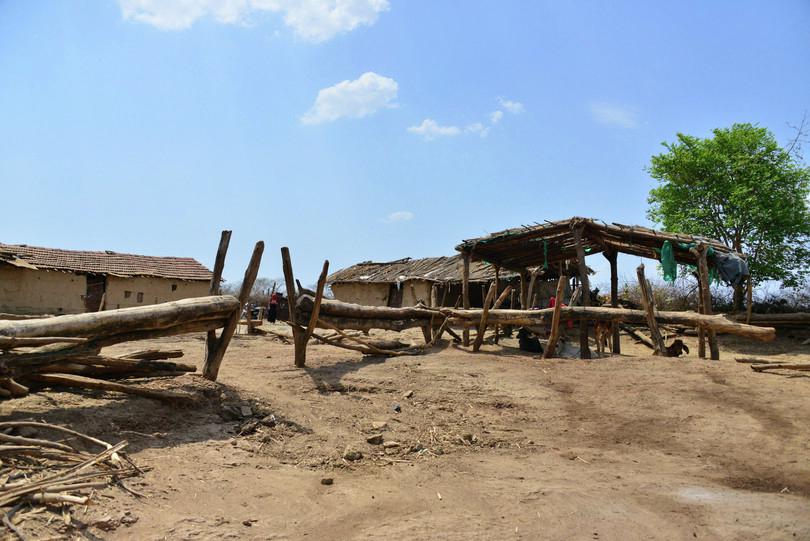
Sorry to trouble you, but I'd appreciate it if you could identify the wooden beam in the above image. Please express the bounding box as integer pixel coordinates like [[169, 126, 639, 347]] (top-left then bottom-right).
[[573, 226, 591, 359], [472, 281, 497, 352], [543, 275, 567, 359], [693, 245, 720, 360], [462, 253, 471, 346], [203, 241, 264, 380], [636, 264, 665, 355], [604, 248, 620, 354], [206, 230, 232, 361]]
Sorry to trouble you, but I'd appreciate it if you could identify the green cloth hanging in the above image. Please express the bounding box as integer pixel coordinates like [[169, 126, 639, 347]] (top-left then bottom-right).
[[660, 240, 677, 283]]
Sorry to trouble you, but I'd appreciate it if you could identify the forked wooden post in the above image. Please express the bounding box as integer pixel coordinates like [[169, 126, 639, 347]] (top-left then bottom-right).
[[694, 244, 720, 360], [203, 240, 264, 380], [604, 248, 621, 354], [696, 273, 706, 358], [543, 275, 567, 359], [472, 281, 497, 352], [304, 260, 330, 344], [205, 230, 232, 361], [636, 263, 665, 355], [573, 226, 591, 359], [462, 253, 471, 346], [281, 247, 307, 367]]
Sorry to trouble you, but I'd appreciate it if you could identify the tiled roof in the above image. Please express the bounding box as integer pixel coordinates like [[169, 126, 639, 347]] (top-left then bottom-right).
[[327, 255, 518, 284], [0, 243, 212, 281]]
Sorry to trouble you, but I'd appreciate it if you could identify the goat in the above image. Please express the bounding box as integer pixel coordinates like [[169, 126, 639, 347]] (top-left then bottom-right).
[[517, 327, 543, 353], [664, 339, 690, 358]]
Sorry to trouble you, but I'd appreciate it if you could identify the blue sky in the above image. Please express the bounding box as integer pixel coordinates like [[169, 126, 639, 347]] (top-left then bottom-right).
[[1, 1, 808, 288]]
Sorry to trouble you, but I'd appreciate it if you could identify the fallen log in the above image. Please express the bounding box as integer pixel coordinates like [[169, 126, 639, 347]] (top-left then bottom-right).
[[0, 336, 88, 349], [728, 312, 810, 326], [0, 296, 239, 339], [751, 363, 810, 372], [26, 373, 196, 401], [620, 325, 655, 350]]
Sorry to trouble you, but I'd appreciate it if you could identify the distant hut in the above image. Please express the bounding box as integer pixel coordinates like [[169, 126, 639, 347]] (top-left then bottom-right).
[[328, 255, 561, 308], [0, 243, 212, 315]]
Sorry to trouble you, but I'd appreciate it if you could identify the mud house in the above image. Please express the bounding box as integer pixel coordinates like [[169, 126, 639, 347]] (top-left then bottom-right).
[[0, 243, 212, 315], [327, 255, 563, 308]]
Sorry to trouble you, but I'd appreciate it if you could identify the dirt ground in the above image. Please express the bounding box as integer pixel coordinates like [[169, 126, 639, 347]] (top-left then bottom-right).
[[2, 326, 810, 540]]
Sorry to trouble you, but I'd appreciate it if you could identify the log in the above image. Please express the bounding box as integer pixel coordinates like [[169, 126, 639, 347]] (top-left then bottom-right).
[[0, 296, 238, 339], [0, 336, 88, 349], [206, 230, 232, 362], [203, 241, 264, 380], [604, 248, 620, 354], [620, 324, 655, 350], [472, 282, 497, 352], [304, 260, 330, 343], [693, 245, 719, 360], [636, 264, 665, 355], [298, 296, 437, 320], [462, 253, 471, 346], [493, 267, 500, 344], [119, 349, 184, 361], [0, 313, 54, 320], [281, 246, 306, 367], [729, 312, 810, 325], [746, 275, 753, 325], [26, 373, 196, 401], [751, 363, 810, 372], [543, 275, 568, 359], [573, 226, 591, 359]]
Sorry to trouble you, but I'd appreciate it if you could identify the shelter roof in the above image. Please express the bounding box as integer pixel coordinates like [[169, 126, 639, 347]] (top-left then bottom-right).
[[327, 255, 520, 284]]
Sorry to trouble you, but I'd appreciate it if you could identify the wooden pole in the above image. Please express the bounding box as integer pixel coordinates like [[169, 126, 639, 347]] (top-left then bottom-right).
[[304, 260, 330, 343], [696, 273, 706, 358], [746, 275, 753, 325], [493, 267, 501, 344], [206, 230, 232, 361], [526, 267, 541, 309], [519, 271, 529, 309], [604, 248, 620, 354], [636, 264, 665, 355], [693, 245, 720, 360], [573, 227, 591, 359], [281, 246, 307, 367], [462, 253, 471, 346], [203, 241, 264, 380], [472, 281, 497, 352], [543, 275, 568, 358]]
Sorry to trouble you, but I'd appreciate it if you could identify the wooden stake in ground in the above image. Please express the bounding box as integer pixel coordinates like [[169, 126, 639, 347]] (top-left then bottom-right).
[[203, 240, 264, 380], [493, 267, 501, 344], [696, 273, 706, 359], [281, 246, 307, 368], [205, 230, 231, 362], [746, 275, 754, 325], [462, 253, 471, 347], [636, 264, 665, 355], [573, 226, 591, 359], [472, 282, 497, 352], [693, 244, 720, 360], [604, 248, 621, 354], [543, 275, 568, 359]]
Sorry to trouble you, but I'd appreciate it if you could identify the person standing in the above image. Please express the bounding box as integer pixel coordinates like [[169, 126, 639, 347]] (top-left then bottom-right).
[[267, 291, 279, 324]]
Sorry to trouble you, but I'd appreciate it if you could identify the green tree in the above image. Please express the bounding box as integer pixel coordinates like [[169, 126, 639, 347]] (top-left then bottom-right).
[[647, 123, 810, 309]]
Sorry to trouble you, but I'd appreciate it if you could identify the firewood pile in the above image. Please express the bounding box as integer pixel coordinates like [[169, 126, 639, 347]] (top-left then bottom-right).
[[0, 295, 241, 402], [0, 421, 140, 538]]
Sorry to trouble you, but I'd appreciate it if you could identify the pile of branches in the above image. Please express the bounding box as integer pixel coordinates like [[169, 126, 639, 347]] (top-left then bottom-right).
[[1, 422, 141, 538], [0, 296, 240, 402]]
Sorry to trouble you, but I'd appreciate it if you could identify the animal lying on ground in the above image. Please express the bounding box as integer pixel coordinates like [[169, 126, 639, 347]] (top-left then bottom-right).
[[517, 327, 543, 353], [664, 339, 689, 357]]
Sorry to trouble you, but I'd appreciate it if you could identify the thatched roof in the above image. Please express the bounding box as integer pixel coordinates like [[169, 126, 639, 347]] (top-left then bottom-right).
[[328, 255, 519, 285], [456, 217, 742, 272], [0, 243, 212, 281]]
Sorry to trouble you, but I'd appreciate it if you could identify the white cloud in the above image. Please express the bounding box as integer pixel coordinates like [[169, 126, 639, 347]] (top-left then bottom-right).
[[383, 210, 414, 223], [489, 110, 503, 124], [301, 72, 397, 124], [465, 122, 489, 138], [118, 0, 390, 42], [497, 98, 525, 114], [589, 102, 639, 129], [407, 119, 461, 141]]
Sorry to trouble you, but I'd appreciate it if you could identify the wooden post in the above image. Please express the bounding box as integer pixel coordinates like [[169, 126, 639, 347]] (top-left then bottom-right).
[[573, 227, 591, 359], [519, 271, 529, 309], [203, 240, 264, 380], [281, 247, 308, 367], [462, 253, 471, 346], [472, 282, 497, 352], [694, 245, 720, 360], [604, 248, 620, 354], [746, 275, 753, 325], [205, 230, 232, 361], [493, 266, 500, 344], [304, 260, 329, 343], [636, 264, 665, 355], [543, 275, 568, 359], [696, 273, 706, 359], [526, 267, 542, 309]]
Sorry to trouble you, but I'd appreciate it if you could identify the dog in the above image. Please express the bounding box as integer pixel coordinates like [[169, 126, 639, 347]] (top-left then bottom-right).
[[517, 327, 543, 353], [664, 339, 689, 357], [594, 321, 612, 355]]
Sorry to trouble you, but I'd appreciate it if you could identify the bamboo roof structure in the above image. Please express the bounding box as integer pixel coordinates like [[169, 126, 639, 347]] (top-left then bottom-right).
[[455, 217, 742, 272]]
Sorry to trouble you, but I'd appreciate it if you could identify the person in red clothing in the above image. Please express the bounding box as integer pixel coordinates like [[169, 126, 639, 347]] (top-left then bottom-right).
[[548, 295, 574, 333], [267, 292, 279, 323]]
